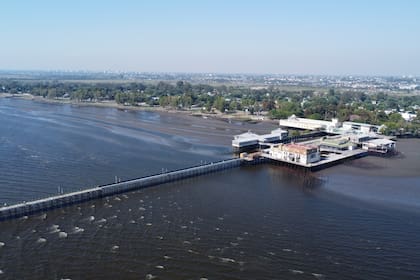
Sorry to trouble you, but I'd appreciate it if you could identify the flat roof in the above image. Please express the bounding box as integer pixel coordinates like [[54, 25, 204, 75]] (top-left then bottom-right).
[[234, 129, 288, 142], [343, 121, 380, 128], [366, 138, 395, 145], [283, 143, 318, 154], [234, 131, 259, 140]]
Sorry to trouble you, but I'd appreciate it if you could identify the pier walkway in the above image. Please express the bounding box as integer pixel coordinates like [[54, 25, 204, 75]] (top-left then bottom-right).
[[0, 147, 374, 221], [0, 158, 243, 221]]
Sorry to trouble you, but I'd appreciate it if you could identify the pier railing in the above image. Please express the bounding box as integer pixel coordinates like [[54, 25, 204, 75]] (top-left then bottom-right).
[[0, 158, 243, 221]]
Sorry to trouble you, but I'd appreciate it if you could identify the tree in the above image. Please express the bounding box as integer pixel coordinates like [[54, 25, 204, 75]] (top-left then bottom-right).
[[375, 111, 389, 123], [388, 112, 404, 123], [213, 96, 226, 112], [262, 99, 275, 111]]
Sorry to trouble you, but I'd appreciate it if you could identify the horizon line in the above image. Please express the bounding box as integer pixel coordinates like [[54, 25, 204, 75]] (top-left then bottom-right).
[[0, 69, 419, 79]]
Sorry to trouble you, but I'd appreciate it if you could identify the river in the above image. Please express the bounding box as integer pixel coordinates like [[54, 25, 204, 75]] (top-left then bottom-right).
[[0, 98, 419, 279]]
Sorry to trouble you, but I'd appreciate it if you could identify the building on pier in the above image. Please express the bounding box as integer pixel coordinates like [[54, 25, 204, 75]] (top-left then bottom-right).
[[267, 143, 320, 165], [362, 138, 396, 153], [342, 121, 382, 134], [299, 135, 358, 152], [232, 128, 288, 152], [278, 115, 385, 137], [279, 115, 341, 132]]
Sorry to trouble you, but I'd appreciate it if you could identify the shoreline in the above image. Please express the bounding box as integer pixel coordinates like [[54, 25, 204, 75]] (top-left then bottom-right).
[[0, 93, 278, 125], [0, 92, 281, 147]]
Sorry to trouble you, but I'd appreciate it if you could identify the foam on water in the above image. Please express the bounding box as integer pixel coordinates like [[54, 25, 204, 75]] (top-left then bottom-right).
[[95, 218, 107, 224], [111, 245, 119, 252], [37, 213, 47, 220], [219, 257, 235, 263], [37, 237, 47, 244], [312, 273, 325, 279], [48, 224, 60, 233], [290, 269, 304, 274], [72, 227, 84, 234]]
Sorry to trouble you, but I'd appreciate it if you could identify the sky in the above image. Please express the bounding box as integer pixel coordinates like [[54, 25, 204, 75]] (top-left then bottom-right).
[[1, 0, 419, 75]]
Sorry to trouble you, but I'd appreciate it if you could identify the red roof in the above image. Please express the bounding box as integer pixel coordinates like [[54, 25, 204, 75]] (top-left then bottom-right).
[[283, 143, 318, 154]]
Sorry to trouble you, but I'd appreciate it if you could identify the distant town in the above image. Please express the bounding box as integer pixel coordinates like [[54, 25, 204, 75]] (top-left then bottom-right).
[[1, 70, 419, 137], [1, 70, 419, 93]]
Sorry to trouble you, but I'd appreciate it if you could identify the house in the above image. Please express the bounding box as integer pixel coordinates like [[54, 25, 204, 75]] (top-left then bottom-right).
[[400, 112, 417, 121]]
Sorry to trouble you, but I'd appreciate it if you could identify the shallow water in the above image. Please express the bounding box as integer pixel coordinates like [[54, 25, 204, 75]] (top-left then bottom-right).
[[319, 138, 420, 211], [0, 98, 253, 205], [0, 99, 419, 279]]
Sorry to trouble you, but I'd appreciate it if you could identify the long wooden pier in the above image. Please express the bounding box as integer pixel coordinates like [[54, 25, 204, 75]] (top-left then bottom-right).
[[0, 147, 377, 221], [0, 158, 243, 221]]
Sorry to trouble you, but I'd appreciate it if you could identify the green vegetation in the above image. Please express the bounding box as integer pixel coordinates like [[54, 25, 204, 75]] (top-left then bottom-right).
[[1, 79, 420, 136]]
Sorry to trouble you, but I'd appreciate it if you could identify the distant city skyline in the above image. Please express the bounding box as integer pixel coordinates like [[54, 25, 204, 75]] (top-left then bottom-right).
[[1, 0, 420, 76]]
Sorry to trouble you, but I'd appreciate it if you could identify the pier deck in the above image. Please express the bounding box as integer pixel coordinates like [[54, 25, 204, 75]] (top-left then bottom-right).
[[261, 149, 368, 170]]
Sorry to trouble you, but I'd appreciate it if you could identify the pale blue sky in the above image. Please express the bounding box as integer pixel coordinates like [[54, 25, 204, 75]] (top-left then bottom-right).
[[1, 0, 419, 75]]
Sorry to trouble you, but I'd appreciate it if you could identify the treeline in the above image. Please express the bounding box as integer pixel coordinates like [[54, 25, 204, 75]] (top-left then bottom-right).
[[0, 80, 313, 112], [1, 79, 420, 135]]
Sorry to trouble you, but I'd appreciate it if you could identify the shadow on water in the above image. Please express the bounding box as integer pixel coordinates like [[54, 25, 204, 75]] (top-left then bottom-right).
[[341, 158, 385, 170], [263, 163, 325, 191]]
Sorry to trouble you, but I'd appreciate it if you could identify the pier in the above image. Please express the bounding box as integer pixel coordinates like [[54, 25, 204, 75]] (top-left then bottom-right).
[[0, 142, 390, 221], [0, 158, 243, 221]]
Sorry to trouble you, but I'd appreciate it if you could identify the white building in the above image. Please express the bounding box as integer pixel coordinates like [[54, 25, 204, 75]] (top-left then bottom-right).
[[268, 143, 320, 165], [342, 122, 380, 134], [232, 131, 259, 150], [232, 129, 288, 152], [279, 115, 341, 132], [362, 139, 396, 153], [400, 112, 417, 121]]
